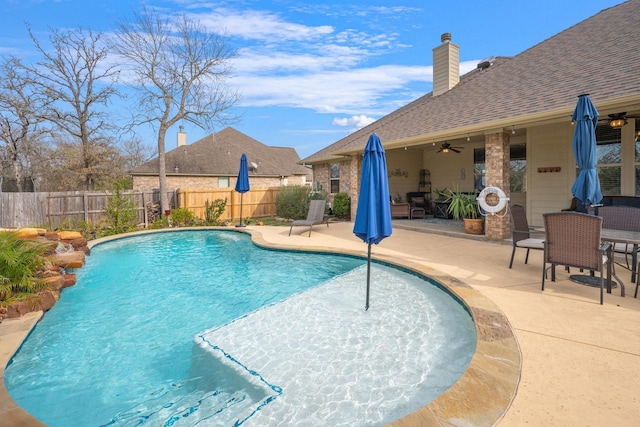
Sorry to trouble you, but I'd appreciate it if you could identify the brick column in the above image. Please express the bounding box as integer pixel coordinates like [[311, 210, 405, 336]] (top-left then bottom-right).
[[350, 154, 361, 220], [484, 131, 510, 240]]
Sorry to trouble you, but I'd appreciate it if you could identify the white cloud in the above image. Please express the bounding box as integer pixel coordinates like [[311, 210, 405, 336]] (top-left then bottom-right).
[[189, 9, 333, 42], [231, 59, 480, 114], [332, 115, 376, 128], [232, 64, 432, 114], [110, 4, 482, 131], [183, 7, 482, 118]]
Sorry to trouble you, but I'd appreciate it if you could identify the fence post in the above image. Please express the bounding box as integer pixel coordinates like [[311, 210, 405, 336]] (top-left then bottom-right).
[[83, 193, 89, 223], [142, 191, 148, 228]]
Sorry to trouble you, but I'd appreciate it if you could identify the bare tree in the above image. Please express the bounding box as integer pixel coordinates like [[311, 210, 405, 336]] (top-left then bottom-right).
[[0, 57, 44, 192], [21, 25, 121, 190], [113, 6, 238, 214], [35, 135, 129, 191], [121, 135, 156, 173]]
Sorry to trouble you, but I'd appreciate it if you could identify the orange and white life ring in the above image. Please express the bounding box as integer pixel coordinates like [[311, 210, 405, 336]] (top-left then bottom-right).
[[477, 186, 509, 215]]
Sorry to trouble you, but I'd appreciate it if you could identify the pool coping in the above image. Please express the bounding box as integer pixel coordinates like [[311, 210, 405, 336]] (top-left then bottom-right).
[[0, 227, 521, 426]]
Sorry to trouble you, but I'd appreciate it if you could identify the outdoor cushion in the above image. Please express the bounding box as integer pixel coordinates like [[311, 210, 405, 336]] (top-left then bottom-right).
[[515, 238, 544, 249], [613, 242, 635, 254]]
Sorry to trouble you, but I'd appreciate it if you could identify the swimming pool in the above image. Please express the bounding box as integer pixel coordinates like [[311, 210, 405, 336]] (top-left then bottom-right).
[[5, 229, 476, 426]]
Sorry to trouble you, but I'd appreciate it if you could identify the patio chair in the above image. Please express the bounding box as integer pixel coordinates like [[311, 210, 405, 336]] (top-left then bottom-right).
[[542, 212, 610, 304], [288, 199, 329, 237], [598, 206, 640, 287], [508, 205, 544, 268], [390, 201, 411, 218]]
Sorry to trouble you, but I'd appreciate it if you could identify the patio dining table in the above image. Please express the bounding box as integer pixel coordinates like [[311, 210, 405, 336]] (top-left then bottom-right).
[[537, 225, 640, 298], [601, 228, 640, 297]]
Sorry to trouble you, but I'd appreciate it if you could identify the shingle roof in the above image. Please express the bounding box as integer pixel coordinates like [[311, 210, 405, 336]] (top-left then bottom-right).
[[302, 0, 640, 163], [132, 127, 311, 177]]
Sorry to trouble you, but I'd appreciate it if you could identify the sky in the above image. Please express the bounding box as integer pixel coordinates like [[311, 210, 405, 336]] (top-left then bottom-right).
[[0, 0, 624, 160]]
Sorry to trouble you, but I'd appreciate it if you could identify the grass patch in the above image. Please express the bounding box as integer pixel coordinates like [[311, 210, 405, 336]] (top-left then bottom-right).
[[257, 217, 292, 226]]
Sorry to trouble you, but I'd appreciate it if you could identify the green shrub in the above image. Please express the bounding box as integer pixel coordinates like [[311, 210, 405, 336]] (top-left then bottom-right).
[[149, 217, 170, 229], [0, 232, 50, 303], [204, 199, 227, 225], [105, 182, 137, 234], [275, 186, 312, 220], [332, 192, 351, 218], [77, 221, 109, 240], [169, 208, 197, 227]]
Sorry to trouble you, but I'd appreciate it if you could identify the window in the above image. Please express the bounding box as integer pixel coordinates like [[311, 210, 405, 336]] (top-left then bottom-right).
[[330, 163, 340, 193], [473, 144, 526, 192], [510, 144, 527, 193], [596, 125, 621, 195], [219, 176, 229, 188], [473, 149, 485, 192]]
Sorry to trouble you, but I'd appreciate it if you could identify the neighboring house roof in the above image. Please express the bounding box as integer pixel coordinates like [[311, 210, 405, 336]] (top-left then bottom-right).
[[302, 0, 640, 163], [132, 127, 311, 177]]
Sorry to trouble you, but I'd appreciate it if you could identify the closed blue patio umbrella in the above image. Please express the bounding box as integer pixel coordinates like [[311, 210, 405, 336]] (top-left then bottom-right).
[[571, 94, 602, 207], [353, 133, 393, 310], [235, 153, 250, 227]]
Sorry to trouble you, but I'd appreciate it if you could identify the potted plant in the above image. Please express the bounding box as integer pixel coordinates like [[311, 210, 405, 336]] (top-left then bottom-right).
[[445, 188, 485, 235]]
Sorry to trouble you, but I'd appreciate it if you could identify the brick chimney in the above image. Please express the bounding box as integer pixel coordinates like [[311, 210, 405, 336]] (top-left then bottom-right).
[[432, 32, 460, 96], [177, 126, 187, 147]]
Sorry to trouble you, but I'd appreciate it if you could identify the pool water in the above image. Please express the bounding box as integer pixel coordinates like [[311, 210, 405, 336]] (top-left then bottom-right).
[[5, 229, 476, 426]]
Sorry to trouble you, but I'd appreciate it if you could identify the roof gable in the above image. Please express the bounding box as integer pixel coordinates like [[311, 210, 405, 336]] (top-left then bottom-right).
[[303, 0, 640, 163], [132, 127, 311, 177]]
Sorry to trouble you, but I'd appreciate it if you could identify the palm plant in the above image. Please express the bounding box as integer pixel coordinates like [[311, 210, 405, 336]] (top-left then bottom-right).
[[445, 188, 480, 219], [0, 232, 51, 303]]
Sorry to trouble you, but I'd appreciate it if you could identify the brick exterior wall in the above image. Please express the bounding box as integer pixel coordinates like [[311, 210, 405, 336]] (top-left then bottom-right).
[[313, 164, 330, 193], [349, 155, 361, 219], [340, 159, 353, 194], [484, 132, 511, 240], [312, 160, 357, 214]]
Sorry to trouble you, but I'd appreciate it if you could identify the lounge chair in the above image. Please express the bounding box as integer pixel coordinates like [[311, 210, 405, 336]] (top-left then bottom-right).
[[288, 199, 329, 237], [541, 211, 610, 304], [508, 205, 544, 268]]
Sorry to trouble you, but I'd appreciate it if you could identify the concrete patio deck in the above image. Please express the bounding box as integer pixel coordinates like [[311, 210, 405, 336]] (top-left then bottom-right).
[[1, 219, 639, 426]]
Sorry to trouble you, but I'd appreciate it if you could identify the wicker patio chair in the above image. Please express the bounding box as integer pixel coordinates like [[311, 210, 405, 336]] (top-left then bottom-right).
[[508, 205, 544, 268], [288, 199, 329, 237], [598, 206, 640, 289], [542, 212, 610, 304]]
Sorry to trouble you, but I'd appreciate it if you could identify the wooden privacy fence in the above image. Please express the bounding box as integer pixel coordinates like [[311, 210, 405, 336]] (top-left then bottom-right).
[[0, 187, 279, 229], [0, 190, 176, 229], [176, 187, 279, 221]]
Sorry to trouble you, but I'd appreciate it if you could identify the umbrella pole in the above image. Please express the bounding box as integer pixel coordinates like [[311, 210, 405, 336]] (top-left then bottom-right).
[[236, 194, 246, 227], [365, 243, 371, 311]]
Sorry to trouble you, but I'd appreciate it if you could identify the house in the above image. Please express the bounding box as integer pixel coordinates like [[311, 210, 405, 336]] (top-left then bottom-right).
[[132, 127, 311, 191], [301, 0, 640, 240]]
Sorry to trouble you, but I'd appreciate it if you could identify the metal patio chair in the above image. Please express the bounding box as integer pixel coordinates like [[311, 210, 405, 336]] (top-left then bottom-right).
[[288, 199, 329, 237], [598, 206, 640, 290], [508, 204, 544, 268]]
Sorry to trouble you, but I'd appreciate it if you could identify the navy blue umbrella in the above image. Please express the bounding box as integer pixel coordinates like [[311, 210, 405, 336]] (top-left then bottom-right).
[[235, 153, 250, 227], [570, 94, 602, 207], [353, 133, 392, 310]]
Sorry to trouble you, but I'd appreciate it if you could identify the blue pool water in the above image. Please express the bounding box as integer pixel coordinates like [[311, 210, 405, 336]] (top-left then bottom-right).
[[5, 229, 476, 426]]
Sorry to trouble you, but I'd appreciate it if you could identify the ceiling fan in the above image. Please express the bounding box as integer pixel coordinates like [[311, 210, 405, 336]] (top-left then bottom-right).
[[436, 142, 464, 154], [599, 112, 640, 129]]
